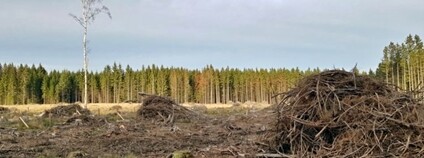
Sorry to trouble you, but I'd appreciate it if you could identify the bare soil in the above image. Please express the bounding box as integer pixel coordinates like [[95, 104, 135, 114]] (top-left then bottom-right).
[[0, 105, 274, 158]]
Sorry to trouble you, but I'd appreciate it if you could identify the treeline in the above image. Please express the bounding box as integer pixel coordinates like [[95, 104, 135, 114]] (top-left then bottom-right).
[[0, 63, 324, 105], [376, 34, 424, 92], [8, 32, 421, 106]]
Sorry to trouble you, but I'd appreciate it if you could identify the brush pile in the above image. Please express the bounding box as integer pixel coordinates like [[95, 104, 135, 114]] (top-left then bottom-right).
[[271, 70, 424, 157], [0, 107, 10, 114], [44, 104, 91, 118], [137, 95, 200, 123]]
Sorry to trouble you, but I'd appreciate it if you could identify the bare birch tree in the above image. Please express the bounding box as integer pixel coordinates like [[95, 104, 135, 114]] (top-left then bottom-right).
[[70, 0, 111, 108]]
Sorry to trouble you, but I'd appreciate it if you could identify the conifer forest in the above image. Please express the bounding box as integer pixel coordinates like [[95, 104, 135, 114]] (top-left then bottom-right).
[[1, 34, 422, 105]]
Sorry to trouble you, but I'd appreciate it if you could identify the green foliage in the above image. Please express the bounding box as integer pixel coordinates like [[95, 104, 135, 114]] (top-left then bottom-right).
[[0, 62, 325, 105], [376, 34, 424, 92]]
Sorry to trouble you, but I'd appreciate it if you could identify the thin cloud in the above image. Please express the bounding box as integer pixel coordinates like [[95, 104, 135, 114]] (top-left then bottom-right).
[[1, 0, 424, 71]]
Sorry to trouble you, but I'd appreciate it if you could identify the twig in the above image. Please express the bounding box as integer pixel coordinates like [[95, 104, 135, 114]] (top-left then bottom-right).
[[352, 71, 357, 89], [157, 112, 167, 122], [285, 115, 342, 128], [315, 124, 329, 138], [402, 134, 411, 155], [37, 112, 45, 117], [171, 104, 175, 124], [316, 77, 322, 112], [385, 116, 424, 128], [360, 145, 376, 158], [116, 112, 125, 120], [19, 117, 29, 128], [372, 120, 383, 152], [255, 141, 270, 147], [227, 146, 238, 156], [166, 114, 173, 124], [341, 147, 363, 157]]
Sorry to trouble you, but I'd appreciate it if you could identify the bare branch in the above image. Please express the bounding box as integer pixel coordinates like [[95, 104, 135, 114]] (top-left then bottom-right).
[[87, 5, 112, 22], [102, 6, 112, 19], [69, 13, 84, 27]]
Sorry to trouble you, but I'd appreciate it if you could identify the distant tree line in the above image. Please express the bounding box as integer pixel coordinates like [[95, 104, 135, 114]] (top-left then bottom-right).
[[376, 34, 424, 93], [13, 33, 424, 106], [0, 63, 326, 105]]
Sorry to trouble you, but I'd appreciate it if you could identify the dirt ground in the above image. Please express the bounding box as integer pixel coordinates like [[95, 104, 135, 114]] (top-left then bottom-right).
[[0, 105, 275, 158]]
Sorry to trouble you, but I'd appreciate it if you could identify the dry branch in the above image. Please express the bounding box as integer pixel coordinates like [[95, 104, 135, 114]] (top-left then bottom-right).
[[116, 112, 125, 121], [19, 117, 29, 128], [137, 95, 202, 124], [44, 104, 91, 118], [267, 70, 424, 157]]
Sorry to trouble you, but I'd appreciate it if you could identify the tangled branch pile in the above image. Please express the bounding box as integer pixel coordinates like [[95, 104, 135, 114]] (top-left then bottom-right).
[[271, 70, 424, 157], [137, 95, 200, 123], [0, 107, 10, 114], [44, 104, 91, 118]]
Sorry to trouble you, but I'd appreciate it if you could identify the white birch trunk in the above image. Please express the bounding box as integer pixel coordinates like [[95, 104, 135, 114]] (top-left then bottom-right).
[[83, 3, 89, 108]]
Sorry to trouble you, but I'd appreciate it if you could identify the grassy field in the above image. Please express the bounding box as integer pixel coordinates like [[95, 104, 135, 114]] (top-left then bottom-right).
[[0, 102, 270, 115], [0, 103, 139, 115]]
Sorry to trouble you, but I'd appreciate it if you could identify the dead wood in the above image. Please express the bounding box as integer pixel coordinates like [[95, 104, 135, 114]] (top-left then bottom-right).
[[137, 95, 202, 123], [44, 104, 91, 118], [19, 117, 29, 128], [268, 70, 424, 157], [0, 107, 10, 114]]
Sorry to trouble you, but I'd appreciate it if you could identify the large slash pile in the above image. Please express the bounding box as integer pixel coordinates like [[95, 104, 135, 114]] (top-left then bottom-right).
[[138, 95, 200, 123], [270, 70, 424, 157], [44, 104, 91, 118]]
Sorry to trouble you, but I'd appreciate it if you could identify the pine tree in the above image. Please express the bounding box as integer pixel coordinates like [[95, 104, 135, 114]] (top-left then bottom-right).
[[99, 65, 112, 103], [5, 64, 18, 105], [56, 70, 74, 103]]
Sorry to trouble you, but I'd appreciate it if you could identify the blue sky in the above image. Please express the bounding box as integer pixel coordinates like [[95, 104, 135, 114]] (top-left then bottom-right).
[[1, 0, 424, 71]]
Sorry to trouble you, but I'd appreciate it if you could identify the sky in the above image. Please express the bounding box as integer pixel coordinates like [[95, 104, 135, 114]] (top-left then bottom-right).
[[1, 0, 424, 72]]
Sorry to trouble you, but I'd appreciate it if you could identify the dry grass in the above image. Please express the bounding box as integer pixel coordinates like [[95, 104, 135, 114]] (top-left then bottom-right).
[[0, 103, 271, 115], [0, 103, 140, 115]]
